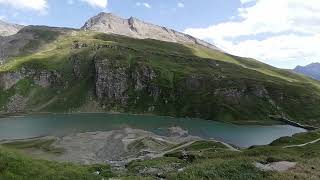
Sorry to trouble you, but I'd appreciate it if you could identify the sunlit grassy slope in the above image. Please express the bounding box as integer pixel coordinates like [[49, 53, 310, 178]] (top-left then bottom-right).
[[0, 146, 113, 180], [0, 27, 320, 126]]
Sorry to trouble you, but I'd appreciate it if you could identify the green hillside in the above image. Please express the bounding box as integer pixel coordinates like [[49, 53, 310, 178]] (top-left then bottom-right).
[[0, 26, 320, 127]]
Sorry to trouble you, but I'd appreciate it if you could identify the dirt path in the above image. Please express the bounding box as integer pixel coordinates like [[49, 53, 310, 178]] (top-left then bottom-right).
[[283, 138, 320, 148], [152, 141, 196, 158], [152, 139, 240, 158], [220, 142, 240, 151], [212, 140, 240, 151]]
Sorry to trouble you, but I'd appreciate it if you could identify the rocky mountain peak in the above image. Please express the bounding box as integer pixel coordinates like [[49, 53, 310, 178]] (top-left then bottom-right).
[[81, 12, 220, 50], [0, 20, 24, 36]]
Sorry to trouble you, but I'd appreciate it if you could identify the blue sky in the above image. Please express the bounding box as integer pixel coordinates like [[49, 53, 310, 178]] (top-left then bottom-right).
[[0, 0, 319, 69], [0, 0, 241, 31]]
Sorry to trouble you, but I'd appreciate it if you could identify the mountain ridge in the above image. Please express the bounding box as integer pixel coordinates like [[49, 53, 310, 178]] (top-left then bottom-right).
[[0, 20, 24, 36], [81, 12, 220, 51]]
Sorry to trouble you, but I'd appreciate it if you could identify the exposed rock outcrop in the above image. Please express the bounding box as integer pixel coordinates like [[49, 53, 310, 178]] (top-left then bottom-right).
[[33, 70, 62, 88], [0, 71, 23, 90], [0, 68, 62, 90], [255, 161, 297, 172], [6, 94, 27, 113], [95, 58, 160, 108], [81, 13, 220, 51], [0, 68, 62, 112], [95, 58, 129, 106]]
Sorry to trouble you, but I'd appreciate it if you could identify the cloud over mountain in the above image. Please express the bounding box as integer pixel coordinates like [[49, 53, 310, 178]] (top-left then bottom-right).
[[80, 0, 108, 9], [185, 0, 320, 68]]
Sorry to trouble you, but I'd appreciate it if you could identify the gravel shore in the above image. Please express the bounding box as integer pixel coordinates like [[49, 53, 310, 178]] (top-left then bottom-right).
[[13, 127, 201, 166]]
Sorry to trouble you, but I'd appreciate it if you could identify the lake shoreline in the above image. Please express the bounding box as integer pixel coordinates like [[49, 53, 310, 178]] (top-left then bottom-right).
[[0, 113, 307, 148], [0, 111, 307, 128]]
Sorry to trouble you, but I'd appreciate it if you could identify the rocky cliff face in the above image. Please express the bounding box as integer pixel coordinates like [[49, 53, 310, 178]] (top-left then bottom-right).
[[0, 69, 61, 90], [93, 54, 284, 121], [294, 63, 320, 80], [0, 68, 62, 112], [81, 13, 220, 50], [95, 58, 130, 106], [0, 20, 23, 36], [95, 58, 160, 111]]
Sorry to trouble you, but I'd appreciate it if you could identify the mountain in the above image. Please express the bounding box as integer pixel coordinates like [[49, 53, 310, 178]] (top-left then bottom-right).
[[81, 13, 220, 50], [0, 20, 24, 36], [0, 13, 320, 128], [294, 63, 320, 80]]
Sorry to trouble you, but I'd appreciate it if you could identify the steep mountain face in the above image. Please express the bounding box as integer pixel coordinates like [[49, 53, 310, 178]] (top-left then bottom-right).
[[81, 13, 220, 50], [0, 14, 320, 128], [0, 20, 24, 36], [294, 63, 320, 80]]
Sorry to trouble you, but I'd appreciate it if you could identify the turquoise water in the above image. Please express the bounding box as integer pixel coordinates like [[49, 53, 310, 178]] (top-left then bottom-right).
[[0, 113, 306, 147]]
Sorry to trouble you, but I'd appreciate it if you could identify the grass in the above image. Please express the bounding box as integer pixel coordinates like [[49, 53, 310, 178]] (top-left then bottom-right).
[[0, 146, 113, 180], [270, 131, 320, 146], [170, 158, 269, 180], [127, 131, 320, 179]]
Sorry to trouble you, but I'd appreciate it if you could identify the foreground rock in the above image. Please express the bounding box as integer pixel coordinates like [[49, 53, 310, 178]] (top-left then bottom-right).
[[255, 161, 297, 172]]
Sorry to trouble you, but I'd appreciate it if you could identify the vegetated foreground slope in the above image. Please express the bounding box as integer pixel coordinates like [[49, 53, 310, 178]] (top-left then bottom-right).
[[0, 26, 320, 127], [1, 130, 319, 179]]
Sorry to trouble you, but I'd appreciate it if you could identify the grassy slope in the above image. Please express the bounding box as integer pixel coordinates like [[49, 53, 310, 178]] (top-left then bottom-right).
[[0, 146, 113, 180], [125, 131, 320, 180], [1, 131, 319, 179], [0, 28, 320, 126]]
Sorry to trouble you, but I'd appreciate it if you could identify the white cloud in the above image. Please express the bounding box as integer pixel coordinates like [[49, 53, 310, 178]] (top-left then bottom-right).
[[177, 2, 184, 8], [217, 34, 320, 68], [136, 2, 151, 8], [184, 0, 320, 68], [0, 0, 48, 13], [0, 15, 6, 20], [80, 0, 107, 9], [240, 0, 256, 4], [143, 3, 151, 8]]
